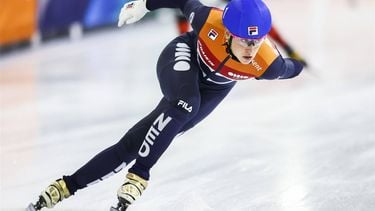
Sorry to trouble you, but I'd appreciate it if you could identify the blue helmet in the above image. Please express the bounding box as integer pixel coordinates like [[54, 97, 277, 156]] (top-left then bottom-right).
[[222, 0, 272, 39]]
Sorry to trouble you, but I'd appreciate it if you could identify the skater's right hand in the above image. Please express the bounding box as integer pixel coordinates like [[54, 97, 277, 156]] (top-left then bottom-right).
[[118, 0, 150, 27]]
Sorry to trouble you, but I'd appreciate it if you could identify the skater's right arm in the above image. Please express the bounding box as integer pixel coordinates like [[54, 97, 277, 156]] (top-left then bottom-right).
[[118, 0, 211, 33]]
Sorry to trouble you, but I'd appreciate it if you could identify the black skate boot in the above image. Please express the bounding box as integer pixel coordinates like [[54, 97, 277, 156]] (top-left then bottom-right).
[[288, 50, 308, 67], [110, 173, 148, 211], [27, 179, 71, 211], [284, 45, 308, 67]]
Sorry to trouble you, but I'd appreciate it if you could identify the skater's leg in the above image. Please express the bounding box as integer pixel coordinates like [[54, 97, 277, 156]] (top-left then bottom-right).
[[30, 102, 166, 210], [129, 97, 200, 179], [116, 97, 200, 207], [113, 95, 201, 207], [128, 84, 236, 179], [64, 104, 166, 194], [116, 83, 235, 210], [115, 80, 236, 210]]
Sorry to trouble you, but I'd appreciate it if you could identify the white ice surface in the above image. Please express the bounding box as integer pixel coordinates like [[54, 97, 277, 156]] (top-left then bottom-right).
[[1, 1, 375, 211]]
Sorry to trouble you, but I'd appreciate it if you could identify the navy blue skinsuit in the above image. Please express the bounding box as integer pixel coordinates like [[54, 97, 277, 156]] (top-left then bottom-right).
[[63, 0, 303, 194]]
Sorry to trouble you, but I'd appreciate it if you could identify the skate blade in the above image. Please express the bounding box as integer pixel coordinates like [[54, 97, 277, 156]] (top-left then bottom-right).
[[26, 203, 37, 211], [110, 206, 128, 211], [110, 204, 129, 211], [110, 207, 120, 211]]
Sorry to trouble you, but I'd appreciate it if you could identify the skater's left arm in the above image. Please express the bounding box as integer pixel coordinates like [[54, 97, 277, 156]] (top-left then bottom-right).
[[258, 57, 304, 80], [256, 39, 304, 80]]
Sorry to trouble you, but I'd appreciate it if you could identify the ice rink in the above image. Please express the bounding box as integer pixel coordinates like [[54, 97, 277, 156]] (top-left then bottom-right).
[[1, 0, 375, 210]]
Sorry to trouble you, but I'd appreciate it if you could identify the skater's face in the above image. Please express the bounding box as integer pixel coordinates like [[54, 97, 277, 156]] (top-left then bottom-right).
[[229, 33, 265, 64]]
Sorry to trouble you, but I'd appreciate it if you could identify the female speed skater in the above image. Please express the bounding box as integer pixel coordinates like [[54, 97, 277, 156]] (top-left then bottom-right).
[[27, 0, 304, 210]]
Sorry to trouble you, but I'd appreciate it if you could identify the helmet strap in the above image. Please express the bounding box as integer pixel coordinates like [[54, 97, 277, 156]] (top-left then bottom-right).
[[224, 35, 240, 62]]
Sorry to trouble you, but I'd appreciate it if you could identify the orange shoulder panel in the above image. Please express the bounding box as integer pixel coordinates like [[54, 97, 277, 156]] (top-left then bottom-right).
[[197, 9, 228, 69]]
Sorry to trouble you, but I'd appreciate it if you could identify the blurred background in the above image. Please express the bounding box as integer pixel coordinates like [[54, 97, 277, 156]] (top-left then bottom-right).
[[0, 0, 128, 53], [1, 0, 375, 210]]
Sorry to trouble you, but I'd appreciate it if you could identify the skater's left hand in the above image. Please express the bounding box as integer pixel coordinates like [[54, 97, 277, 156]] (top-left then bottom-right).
[[118, 0, 149, 27]]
